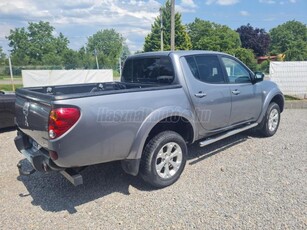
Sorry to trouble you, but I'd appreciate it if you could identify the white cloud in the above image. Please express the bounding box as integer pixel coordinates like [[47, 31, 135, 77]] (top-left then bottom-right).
[[176, 6, 196, 13], [288, 0, 296, 3], [206, 0, 239, 5], [180, 0, 197, 8], [0, 23, 12, 39], [259, 0, 276, 3], [240, 10, 250, 16], [0, 0, 162, 53], [176, 0, 197, 13]]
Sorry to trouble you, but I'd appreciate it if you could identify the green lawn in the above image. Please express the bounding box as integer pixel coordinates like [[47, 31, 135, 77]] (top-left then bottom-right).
[[0, 84, 23, 91]]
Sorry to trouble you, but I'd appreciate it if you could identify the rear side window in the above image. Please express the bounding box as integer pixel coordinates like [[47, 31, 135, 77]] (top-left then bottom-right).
[[185, 55, 225, 84], [122, 57, 174, 84]]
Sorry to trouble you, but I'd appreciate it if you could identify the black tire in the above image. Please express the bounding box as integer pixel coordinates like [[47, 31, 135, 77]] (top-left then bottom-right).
[[140, 131, 187, 188], [256, 102, 281, 137]]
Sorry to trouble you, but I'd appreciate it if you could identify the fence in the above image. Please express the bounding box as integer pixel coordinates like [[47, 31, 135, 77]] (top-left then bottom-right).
[[270, 61, 307, 99], [22, 69, 113, 87]]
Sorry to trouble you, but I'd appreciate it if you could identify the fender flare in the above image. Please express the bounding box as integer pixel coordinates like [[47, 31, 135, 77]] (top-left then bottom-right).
[[126, 106, 197, 161], [257, 89, 284, 124]]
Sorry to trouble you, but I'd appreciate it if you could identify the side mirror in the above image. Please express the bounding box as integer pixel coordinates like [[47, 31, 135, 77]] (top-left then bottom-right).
[[253, 71, 265, 83]]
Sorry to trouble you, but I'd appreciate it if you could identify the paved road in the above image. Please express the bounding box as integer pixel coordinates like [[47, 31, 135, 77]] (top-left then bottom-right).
[[0, 110, 306, 229]]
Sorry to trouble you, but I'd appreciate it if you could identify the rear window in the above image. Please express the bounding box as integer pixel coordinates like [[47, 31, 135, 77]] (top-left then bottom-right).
[[122, 57, 174, 84]]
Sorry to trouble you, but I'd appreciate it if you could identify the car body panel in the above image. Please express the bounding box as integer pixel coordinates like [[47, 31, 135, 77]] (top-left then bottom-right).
[[0, 91, 16, 129]]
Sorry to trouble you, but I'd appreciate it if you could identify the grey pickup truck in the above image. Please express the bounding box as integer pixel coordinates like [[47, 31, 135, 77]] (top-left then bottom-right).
[[14, 51, 284, 188]]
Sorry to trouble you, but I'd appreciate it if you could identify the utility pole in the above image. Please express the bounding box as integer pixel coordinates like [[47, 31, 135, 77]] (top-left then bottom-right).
[[119, 57, 122, 77], [170, 0, 175, 51], [8, 56, 15, 91], [94, 48, 99, 69], [160, 8, 164, 51]]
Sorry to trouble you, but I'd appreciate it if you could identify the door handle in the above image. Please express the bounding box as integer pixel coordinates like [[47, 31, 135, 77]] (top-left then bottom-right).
[[232, 89, 240, 95], [194, 92, 207, 98]]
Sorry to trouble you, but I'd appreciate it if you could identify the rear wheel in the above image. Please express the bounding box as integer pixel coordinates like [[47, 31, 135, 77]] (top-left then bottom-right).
[[257, 102, 281, 137], [140, 131, 187, 188]]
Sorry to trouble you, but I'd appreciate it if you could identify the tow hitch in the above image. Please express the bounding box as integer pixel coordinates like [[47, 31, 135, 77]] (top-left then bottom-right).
[[17, 163, 36, 176]]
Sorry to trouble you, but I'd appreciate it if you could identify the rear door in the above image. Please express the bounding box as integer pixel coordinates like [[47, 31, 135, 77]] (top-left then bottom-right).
[[220, 55, 262, 125], [181, 54, 231, 131]]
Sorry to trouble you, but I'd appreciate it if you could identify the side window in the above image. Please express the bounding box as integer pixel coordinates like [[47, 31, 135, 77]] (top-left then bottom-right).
[[185, 55, 225, 84], [221, 57, 251, 83]]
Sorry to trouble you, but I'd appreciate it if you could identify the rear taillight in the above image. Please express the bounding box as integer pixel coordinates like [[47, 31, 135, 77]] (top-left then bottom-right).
[[48, 107, 80, 139]]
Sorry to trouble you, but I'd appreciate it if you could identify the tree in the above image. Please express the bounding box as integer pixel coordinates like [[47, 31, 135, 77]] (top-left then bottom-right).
[[144, 0, 191, 51], [7, 21, 70, 66], [62, 49, 81, 69], [187, 18, 241, 52], [78, 47, 96, 69], [228, 47, 257, 71], [236, 24, 270, 56], [270, 20, 307, 61], [86, 29, 124, 69]]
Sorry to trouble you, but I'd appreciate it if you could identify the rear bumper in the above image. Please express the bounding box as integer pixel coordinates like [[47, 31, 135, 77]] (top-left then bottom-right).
[[14, 131, 63, 172]]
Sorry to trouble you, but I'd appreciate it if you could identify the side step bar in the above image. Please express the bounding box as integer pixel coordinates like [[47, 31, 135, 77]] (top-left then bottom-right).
[[60, 169, 83, 186], [199, 123, 258, 147]]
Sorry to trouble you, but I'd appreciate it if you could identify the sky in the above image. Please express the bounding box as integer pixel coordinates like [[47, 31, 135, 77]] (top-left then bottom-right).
[[0, 0, 306, 54]]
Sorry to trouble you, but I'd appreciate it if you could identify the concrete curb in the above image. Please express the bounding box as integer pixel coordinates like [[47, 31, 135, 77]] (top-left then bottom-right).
[[284, 100, 307, 109]]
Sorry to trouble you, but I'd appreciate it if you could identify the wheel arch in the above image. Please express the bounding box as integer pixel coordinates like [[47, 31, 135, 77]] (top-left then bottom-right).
[[257, 91, 284, 124], [122, 107, 196, 176], [270, 94, 284, 112]]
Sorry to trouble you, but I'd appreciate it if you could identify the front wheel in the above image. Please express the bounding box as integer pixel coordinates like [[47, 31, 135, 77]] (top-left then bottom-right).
[[257, 102, 281, 137], [140, 131, 187, 188]]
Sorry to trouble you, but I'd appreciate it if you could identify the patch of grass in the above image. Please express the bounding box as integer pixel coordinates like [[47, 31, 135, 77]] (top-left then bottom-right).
[[0, 74, 22, 80], [284, 95, 301, 100], [0, 84, 23, 91]]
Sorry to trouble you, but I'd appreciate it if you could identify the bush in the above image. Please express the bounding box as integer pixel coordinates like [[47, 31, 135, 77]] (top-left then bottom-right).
[[257, 60, 270, 74]]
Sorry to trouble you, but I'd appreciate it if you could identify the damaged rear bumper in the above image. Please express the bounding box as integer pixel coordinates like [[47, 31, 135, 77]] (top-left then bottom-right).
[[14, 131, 62, 172], [15, 131, 84, 186]]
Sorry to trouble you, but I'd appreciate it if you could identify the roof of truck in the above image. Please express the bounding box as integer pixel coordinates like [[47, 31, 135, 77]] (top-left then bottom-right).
[[130, 50, 226, 58]]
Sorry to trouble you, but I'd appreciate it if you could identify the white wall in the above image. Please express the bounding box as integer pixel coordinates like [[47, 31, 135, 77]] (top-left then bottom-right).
[[270, 61, 307, 99], [22, 69, 113, 87]]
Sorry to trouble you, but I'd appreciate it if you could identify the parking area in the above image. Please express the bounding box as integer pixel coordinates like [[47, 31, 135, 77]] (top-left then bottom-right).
[[0, 109, 306, 229]]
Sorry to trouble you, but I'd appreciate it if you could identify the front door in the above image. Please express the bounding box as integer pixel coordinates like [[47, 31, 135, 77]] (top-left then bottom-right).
[[220, 56, 263, 125]]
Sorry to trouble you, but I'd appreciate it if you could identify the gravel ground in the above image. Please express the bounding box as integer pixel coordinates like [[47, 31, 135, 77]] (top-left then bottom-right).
[[0, 109, 306, 229]]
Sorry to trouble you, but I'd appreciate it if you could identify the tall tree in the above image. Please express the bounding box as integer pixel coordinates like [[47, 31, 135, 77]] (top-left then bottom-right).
[[236, 24, 270, 56], [144, 0, 191, 51], [78, 47, 96, 69], [86, 29, 124, 69], [187, 18, 241, 52], [270, 20, 307, 61], [7, 21, 70, 66]]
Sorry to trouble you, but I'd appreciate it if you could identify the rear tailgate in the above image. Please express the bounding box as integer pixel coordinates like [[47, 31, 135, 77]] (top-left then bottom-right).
[[15, 89, 52, 149]]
